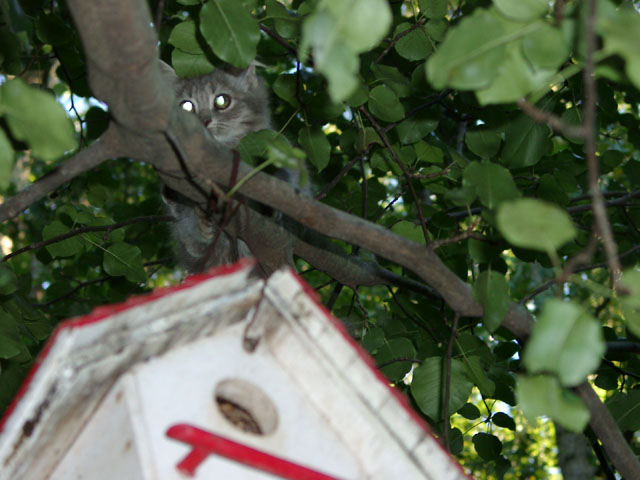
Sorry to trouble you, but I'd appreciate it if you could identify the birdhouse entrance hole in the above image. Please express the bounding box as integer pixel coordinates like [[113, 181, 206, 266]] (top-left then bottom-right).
[[214, 378, 278, 436]]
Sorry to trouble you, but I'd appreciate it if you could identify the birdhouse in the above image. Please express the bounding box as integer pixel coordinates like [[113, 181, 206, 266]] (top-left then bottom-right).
[[0, 259, 468, 479]]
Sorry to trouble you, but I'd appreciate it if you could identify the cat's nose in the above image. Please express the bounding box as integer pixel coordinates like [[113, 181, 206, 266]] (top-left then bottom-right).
[[202, 119, 211, 127]]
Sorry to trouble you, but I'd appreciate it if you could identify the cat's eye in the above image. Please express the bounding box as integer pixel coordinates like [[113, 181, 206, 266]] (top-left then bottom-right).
[[214, 94, 231, 110], [180, 100, 195, 113]]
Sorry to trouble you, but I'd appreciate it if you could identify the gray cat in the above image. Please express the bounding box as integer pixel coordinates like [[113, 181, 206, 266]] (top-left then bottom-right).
[[159, 61, 271, 272]]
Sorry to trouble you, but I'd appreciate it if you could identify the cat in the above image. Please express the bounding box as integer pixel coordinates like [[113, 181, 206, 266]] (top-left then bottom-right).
[[159, 60, 272, 272]]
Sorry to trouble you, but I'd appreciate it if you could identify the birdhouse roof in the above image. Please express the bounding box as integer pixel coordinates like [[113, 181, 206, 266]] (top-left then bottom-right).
[[0, 260, 468, 479]]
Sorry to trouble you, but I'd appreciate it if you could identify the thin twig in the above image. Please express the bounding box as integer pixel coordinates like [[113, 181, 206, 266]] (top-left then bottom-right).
[[431, 217, 481, 249], [359, 106, 431, 245], [2, 215, 173, 262], [326, 282, 344, 311], [568, 190, 640, 213], [315, 152, 365, 201], [412, 166, 451, 180], [442, 312, 460, 452], [374, 18, 427, 65], [519, 244, 640, 304], [259, 24, 299, 58], [583, 0, 621, 287], [360, 156, 368, 219], [386, 286, 441, 342], [33, 276, 110, 307], [517, 98, 585, 139], [154, 0, 164, 31], [377, 357, 422, 369]]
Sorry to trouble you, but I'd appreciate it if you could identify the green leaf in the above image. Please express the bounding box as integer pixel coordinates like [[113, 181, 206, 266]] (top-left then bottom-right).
[[266, 140, 306, 172], [493, 0, 548, 21], [497, 198, 576, 253], [320, 0, 392, 53], [501, 115, 551, 168], [448, 427, 464, 455], [298, 127, 331, 172], [560, 107, 584, 144], [458, 403, 481, 420], [392, 221, 426, 244], [103, 242, 146, 283], [374, 338, 417, 381], [524, 299, 605, 386], [0, 79, 76, 162], [598, 3, 640, 91], [492, 412, 516, 430], [266, 0, 299, 39], [368, 85, 404, 122], [301, 12, 359, 102], [476, 40, 554, 105], [171, 49, 215, 78], [472, 271, 510, 332], [426, 10, 505, 90], [35, 14, 73, 45], [177, 0, 201, 4], [0, 265, 18, 295], [238, 129, 278, 162], [517, 374, 590, 432], [272, 74, 300, 108], [411, 357, 473, 421], [414, 141, 443, 164], [425, 18, 448, 42], [199, 0, 260, 68], [393, 22, 433, 61], [355, 127, 382, 152], [43, 221, 84, 258], [0, 129, 14, 190], [371, 64, 411, 98], [606, 390, 640, 431], [521, 23, 570, 71], [300, 0, 391, 102], [619, 269, 640, 337], [0, 312, 23, 359], [465, 127, 501, 158], [472, 432, 502, 461], [362, 327, 386, 353], [397, 115, 438, 144], [168, 20, 203, 55], [462, 161, 521, 209], [419, 0, 448, 19], [463, 356, 496, 397]]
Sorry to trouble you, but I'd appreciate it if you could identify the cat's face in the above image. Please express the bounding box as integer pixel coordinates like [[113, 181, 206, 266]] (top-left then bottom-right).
[[162, 63, 270, 148]]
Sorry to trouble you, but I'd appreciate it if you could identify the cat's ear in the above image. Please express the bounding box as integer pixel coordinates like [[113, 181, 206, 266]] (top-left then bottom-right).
[[158, 59, 178, 86], [227, 62, 261, 88]]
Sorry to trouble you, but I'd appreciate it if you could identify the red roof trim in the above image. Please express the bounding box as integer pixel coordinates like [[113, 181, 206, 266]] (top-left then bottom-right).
[[291, 270, 468, 477]]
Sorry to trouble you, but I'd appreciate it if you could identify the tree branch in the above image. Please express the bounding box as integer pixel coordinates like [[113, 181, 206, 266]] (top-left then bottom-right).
[[582, 0, 621, 287], [2, 215, 173, 263], [517, 98, 585, 139], [0, 126, 125, 223]]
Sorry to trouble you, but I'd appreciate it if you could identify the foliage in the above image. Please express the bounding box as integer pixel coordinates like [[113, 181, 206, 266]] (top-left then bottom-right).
[[1, 0, 640, 477]]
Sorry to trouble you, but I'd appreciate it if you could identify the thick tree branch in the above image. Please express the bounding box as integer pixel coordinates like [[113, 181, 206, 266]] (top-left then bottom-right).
[[0, 126, 125, 223], [575, 383, 640, 480]]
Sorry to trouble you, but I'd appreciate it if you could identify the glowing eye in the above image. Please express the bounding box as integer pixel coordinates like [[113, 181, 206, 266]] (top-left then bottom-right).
[[180, 100, 195, 113], [214, 94, 231, 110]]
